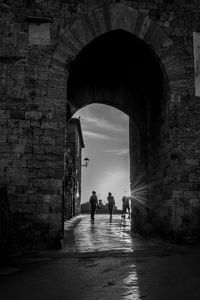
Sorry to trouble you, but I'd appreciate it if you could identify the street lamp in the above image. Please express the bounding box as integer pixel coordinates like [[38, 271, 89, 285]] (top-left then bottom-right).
[[82, 157, 90, 167]]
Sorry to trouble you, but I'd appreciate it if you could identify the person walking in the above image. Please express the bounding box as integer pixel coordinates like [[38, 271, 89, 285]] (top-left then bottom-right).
[[107, 192, 115, 219], [122, 195, 130, 219], [89, 191, 98, 220]]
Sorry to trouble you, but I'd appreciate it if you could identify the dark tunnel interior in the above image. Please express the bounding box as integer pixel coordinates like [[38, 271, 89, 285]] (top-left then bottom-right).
[[67, 29, 166, 124]]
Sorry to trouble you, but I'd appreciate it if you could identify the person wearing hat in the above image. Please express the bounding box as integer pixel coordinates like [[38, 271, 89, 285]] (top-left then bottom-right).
[[89, 190, 98, 220]]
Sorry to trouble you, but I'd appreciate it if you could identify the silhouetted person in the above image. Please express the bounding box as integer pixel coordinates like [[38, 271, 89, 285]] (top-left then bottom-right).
[[107, 192, 115, 218], [122, 195, 130, 219], [89, 191, 98, 220]]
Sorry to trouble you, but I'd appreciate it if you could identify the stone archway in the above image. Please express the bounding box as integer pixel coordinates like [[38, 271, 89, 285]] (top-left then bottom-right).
[[51, 3, 185, 93], [66, 28, 167, 205], [48, 3, 186, 237], [2, 1, 200, 251]]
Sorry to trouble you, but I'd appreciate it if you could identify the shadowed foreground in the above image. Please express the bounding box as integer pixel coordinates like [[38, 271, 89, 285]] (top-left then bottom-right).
[[0, 215, 200, 299]]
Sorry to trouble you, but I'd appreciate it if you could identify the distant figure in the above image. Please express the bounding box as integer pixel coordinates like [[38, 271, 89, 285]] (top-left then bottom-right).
[[107, 192, 115, 218], [122, 195, 130, 219], [89, 191, 98, 220]]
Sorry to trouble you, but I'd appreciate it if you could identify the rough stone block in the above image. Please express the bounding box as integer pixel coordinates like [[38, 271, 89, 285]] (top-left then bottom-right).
[[19, 120, 30, 128], [0, 110, 10, 119], [30, 121, 41, 128], [7, 135, 18, 143], [27, 160, 45, 169], [33, 128, 43, 136], [45, 145, 64, 154], [6, 168, 20, 177], [41, 121, 59, 129], [25, 111, 43, 120], [0, 144, 11, 153], [10, 176, 29, 186], [25, 194, 36, 204], [186, 159, 199, 166], [190, 199, 200, 207], [11, 111, 25, 120], [33, 145, 45, 154], [172, 190, 183, 199], [40, 136, 55, 145], [184, 191, 195, 199], [47, 88, 66, 98], [12, 144, 25, 154], [28, 135, 40, 144], [24, 144, 33, 154]]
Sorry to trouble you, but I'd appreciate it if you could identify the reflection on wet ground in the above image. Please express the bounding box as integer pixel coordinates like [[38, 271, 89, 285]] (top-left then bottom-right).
[[63, 214, 132, 253], [75, 214, 133, 252], [63, 214, 150, 298], [63, 214, 167, 254], [1, 214, 200, 300]]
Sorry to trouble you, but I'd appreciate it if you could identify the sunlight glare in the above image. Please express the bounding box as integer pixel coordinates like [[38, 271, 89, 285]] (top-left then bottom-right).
[[122, 266, 141, 300]]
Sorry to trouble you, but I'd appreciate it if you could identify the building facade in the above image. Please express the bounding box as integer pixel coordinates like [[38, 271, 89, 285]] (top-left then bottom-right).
[[63, 118, 84, 221], [0, 0, 200, 249]]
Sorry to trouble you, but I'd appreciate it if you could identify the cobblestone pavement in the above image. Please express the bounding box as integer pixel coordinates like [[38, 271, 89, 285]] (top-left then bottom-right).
[[1, 214, 200, 300]]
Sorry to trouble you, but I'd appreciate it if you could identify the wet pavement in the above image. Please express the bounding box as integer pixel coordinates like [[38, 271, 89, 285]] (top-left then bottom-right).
[[62, 214, 176, 256], [1, 214, 200, 299], [64, 214, 136, 253]]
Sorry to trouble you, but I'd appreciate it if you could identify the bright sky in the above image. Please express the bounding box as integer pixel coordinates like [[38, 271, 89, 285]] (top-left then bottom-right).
[[74, 104, 130, 209]]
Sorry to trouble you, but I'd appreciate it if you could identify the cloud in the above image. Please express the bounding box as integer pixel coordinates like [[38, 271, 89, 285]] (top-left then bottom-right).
[[81, 116, 127, 133], [104, 148, 129, 155], [106, 171, 113, 176], [83, 131, 112, 140], [76, 107, 128, 132]]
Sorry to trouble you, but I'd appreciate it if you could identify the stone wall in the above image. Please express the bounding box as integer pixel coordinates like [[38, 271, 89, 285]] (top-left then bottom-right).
[[63, 118, 83, 220], [0, 186, 13, 264], [0, 0, 200, 248], [0, 0, 67, 249]]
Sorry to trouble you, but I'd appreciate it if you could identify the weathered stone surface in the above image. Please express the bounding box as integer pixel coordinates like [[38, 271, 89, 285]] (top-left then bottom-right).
[[0, 186, 13, 265], [0, 0, 200, 251]]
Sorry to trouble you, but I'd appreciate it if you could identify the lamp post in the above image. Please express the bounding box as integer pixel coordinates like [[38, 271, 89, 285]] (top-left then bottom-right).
[[82, 157, 89, 167]]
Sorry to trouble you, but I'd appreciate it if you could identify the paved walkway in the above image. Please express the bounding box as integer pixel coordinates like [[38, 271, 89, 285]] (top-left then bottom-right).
[[62, 214, 177, 255], [64, 214, 135, 253], [1, 214, 200, 300]]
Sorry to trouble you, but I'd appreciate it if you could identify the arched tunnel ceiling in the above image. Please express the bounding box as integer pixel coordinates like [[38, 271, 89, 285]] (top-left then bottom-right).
[[67, 29, 166, 120]]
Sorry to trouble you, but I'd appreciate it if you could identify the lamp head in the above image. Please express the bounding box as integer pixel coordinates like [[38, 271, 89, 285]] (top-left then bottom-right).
[[82, 157, 90, 167]]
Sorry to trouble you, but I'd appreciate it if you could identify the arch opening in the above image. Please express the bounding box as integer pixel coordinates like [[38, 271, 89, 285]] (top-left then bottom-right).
[[44, 2, 189, 243], [67, 29, 167, 117], [73, 103, 130, 211], [66, 29, 169, 231]]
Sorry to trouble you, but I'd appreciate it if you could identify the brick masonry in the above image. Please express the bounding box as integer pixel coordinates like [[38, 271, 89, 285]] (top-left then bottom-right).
[[0, 0, 200, 248]]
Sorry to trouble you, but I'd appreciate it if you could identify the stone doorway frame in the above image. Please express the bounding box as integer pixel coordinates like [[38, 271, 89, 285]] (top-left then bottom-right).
[[48, 3, 186, 236]]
